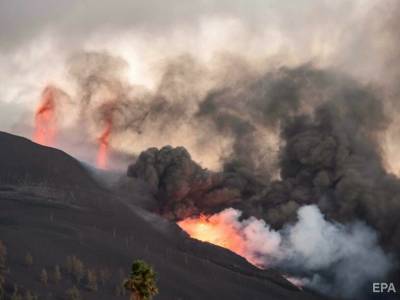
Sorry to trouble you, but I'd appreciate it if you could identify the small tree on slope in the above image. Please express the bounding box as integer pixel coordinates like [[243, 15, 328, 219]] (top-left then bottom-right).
[[123, 260, 158, 300]]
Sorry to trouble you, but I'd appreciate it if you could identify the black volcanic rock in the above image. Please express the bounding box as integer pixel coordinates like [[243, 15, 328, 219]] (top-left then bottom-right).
[[0, 132, 98, 189]]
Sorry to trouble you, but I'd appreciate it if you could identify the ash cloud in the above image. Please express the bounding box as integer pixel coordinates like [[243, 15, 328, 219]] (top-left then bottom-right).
[[66, 52, 201, 142], [125, 58, 400, 298], [58, 48, 400, 267], [2, 0, 400, 172]]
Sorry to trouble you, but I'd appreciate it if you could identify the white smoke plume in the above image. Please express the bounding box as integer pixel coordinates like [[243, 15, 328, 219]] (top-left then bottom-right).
[[279, 206, 393, 298], [181, 205, 393, 299]]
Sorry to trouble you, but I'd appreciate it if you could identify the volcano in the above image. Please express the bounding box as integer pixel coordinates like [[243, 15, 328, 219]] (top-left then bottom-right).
[[0, 132, 328, 300]]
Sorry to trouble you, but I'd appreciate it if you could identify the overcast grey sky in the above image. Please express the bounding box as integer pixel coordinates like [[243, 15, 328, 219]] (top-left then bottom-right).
[[0, 0, 362, 51], [0, 0, 398, 155]]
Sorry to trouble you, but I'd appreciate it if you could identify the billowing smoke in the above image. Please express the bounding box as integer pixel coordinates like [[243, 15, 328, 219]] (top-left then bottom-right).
[[125, 63, 400, 251], [280, 206, 391, 298], [178, 205, 392, 299], [2, 0, 400, 173], [22, 46, 400, 298], [178, 207, 282, 267], [124, 62, 400, 298]]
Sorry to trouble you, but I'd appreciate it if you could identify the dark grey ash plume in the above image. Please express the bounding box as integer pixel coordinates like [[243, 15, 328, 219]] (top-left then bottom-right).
[[65, 49, 400, 259], [124, 60, 400, 298]]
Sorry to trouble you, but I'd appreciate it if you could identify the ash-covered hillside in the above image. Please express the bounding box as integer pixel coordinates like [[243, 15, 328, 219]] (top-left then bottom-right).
[[0, 132, 327, 300], [0, 132, 98, 189]]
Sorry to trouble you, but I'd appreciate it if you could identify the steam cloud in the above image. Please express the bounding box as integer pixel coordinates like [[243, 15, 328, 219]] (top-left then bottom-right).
[[182, 205, 392, 299], [280, 206, 392, 298]]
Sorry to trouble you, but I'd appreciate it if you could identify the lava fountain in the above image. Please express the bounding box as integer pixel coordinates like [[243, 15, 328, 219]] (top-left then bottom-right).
[[96, 117, 112, 169], [34, 85, 57, 146]]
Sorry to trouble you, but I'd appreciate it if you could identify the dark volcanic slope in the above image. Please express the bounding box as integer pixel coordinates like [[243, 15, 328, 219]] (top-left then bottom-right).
[[0, 132, 327, 300], [0, 132, 98, 189]]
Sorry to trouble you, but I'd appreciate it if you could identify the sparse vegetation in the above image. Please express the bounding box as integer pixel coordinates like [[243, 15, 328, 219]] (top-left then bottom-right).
[[0, 281, 3, 300], [10, 285, 22, 300], [66, 256, 85, 284], [40, 269, 48, 286], [53, 265, 62, 284], [86, 269, 98, 291], [123, 260, 158, 300], [66, 286, 81, 300], [65, 256, 74, 274], [10, 292, 22, 300], [6, 246, 147, 299], [0, 241, 6, 268], [25, 290, 34, 300], [24, 253, 33, 267], [99, 268, 110, 286]]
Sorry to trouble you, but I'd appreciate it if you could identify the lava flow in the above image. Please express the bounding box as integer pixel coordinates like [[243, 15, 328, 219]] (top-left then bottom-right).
[[178, 208, 287, 269], [34, 85, 57, 146], [96, 118, 112, 169], [177, 211, 251, 264]]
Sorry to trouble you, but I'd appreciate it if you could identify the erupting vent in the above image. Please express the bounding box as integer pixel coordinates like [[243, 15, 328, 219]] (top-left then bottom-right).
[[96, 117, 112, 169], [178, 211, 263, 267], [34, 85, 57, 146]]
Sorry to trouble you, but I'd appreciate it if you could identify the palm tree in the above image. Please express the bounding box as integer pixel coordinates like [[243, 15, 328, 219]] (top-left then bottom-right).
[[123, 260, 158, 300]]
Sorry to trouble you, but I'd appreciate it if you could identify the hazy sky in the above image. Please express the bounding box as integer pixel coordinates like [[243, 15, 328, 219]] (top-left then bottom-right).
[[0, 0, 398, 168], [0, 0, 367, 51], [0, 0, 394, 114]]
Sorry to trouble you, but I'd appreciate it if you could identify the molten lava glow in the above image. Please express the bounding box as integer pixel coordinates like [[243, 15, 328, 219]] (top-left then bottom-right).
[[34, 86, 57, 146], [179, 215, 243, 250], [96, 119, 112, 169], [178, 211, 255, 265], [178, 209, 306, 289]]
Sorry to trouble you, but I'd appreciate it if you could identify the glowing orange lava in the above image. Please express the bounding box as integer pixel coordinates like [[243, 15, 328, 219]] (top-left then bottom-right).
[[34, 85, 57, 146], [177, 213, 251, 263], [96, 118, 112, 169], [178, 211, 306, 289]]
